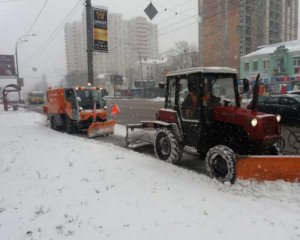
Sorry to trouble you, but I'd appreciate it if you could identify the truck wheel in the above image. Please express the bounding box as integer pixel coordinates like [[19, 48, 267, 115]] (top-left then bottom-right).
[[154, 128, 183, 164], [50, 116, 57, 130], [205, 145, 236, 183], [65, 117, 73, 134]]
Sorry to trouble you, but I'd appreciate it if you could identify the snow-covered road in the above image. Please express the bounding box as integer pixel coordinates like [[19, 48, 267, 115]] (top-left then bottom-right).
[[0, 109, 300, 240]]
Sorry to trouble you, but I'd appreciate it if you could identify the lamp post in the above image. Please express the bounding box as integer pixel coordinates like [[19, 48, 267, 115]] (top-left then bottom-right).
[[15, 33, 36, 88]]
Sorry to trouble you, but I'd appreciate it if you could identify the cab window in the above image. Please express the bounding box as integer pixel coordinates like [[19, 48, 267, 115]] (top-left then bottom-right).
[[166, 78, 176, 108]]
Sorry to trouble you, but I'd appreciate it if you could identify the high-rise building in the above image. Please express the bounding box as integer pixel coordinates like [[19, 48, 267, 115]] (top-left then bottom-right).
[[198, 0, 298, 70], [125, 16, 159, 62], [65, 10, 158, 81], [64, 21, 86, 73], [93, 13, 126, 76]]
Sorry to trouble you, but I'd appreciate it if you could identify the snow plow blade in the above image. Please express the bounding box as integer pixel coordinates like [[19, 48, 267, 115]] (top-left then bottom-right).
[[87, 120, 116, 138], [125, 122, 156, 148], [236, 155, 300, 182]]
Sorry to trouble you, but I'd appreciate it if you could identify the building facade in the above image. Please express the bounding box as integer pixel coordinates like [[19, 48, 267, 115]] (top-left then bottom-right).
[[240, 40, 300, 95], [198, 0, 298, 71], [64, 21, 86, 73], [65, 11, 158, 83]]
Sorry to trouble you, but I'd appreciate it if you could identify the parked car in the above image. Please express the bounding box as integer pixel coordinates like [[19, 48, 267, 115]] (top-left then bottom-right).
[[287, 90, 300, 95], [247, 94, 300, 124]]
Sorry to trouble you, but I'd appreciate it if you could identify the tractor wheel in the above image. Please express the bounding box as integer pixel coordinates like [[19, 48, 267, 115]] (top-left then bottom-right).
[[154, 128, 183, 164], [65, 117, 73, 134], [205, 145, 236, 183], [50, 116, 57, 130]]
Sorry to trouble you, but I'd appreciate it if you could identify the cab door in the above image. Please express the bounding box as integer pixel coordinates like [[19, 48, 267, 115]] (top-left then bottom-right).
[[65, 88, 80, 121], [177, 77, 201, 148]]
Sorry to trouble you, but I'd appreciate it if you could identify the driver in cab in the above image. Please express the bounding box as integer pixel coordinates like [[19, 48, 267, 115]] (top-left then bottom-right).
[[182, 79, 199, 119]]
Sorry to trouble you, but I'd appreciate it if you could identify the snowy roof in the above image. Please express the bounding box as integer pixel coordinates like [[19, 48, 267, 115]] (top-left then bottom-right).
[[132, 58, 168, 65], [96, 74, 106, 79], [30, 91, 44, 94], [241, 40, 300, 59], [166, 67, 237, 77]]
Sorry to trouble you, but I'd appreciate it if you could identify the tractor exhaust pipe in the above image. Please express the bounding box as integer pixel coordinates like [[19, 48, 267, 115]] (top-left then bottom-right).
[[251, 74, 260, 111]]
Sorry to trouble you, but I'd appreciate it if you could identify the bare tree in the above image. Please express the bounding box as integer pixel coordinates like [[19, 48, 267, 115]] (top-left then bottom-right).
[[166, 41, 199, 70], [64, 70, 87, 87]]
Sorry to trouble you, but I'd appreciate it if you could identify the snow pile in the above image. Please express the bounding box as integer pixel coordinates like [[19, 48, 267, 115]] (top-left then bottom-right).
[[0, 109, 300, 239], [151, 97, 165, 102]]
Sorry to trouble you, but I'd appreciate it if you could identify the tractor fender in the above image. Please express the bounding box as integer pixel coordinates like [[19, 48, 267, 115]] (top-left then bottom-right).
[[153, 121, 183, 143]]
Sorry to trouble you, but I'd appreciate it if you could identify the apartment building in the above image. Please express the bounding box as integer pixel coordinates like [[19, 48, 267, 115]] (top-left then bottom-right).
[[198, 0, 298, 70], [64, 21, 86, 73], [65, 10, 158, 79]]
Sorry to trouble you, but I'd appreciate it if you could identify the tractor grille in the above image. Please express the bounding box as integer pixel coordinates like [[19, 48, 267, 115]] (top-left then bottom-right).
[[262, 117, 278, 136]]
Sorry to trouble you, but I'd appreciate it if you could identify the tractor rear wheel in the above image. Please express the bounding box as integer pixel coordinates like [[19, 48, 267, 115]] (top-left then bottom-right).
[[205, 145, 236, 183], [154, 128, 183, 164]]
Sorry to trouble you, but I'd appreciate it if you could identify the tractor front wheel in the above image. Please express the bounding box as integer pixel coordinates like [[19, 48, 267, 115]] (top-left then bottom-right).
[[205, 145, 236, 183], [154, 128, 183, 164]]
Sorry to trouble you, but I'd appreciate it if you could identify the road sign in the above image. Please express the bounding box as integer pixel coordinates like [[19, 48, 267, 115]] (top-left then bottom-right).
[[144, 2, 158, 20]]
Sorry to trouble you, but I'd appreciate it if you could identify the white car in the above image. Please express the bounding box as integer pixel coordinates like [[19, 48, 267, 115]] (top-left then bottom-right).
[[287, 90, 300, 95]]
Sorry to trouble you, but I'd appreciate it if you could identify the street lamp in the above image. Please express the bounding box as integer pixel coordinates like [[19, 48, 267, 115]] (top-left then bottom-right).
[[15, 33, 36, 87]]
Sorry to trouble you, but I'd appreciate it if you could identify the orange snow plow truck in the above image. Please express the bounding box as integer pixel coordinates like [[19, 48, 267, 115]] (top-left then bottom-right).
[[43, 86, 115, 138]]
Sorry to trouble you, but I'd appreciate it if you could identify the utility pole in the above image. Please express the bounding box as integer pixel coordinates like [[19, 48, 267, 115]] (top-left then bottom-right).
[[86, 0, 94, 85], [139, 53, 144, 97]]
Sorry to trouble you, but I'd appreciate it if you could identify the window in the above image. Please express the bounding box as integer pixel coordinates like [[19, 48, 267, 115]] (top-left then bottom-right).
[[266, 97, 279, 105], [293, 57, 300, 74], [178, 77, 201, 120], [253, 61, 258, 71], [166, 78, 176, 108], [276, 58, 284, 72], [258, 96, 268, 104], [279, 97, 297, 106], [244, 62, 249, 71], [263, 60, 269, 70]]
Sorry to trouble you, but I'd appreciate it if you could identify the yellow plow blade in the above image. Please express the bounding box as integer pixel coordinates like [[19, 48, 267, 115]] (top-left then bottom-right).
[[87, 120, 116, 138], [236, 156, 300, 182]]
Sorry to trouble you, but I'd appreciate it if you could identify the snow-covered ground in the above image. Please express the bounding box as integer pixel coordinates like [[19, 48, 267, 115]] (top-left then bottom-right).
[[0, 108, 300, 240]]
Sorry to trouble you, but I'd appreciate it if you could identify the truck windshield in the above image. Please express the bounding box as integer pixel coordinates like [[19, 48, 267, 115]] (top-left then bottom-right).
[[76, 90, 106, 110], [29, 92, 44, 97]]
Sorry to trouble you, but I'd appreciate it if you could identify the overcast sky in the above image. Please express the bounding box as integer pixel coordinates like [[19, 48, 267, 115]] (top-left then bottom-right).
[[0, 0, 198, 89]]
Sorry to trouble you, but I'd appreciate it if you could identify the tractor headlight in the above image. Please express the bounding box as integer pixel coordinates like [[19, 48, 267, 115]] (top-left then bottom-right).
[[251, 118, 258, 127], [276, 114, 281, 123]]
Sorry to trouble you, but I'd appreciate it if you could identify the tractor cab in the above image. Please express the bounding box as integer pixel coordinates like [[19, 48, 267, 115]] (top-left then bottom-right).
[[164, 67, 246, 119], [159, 67, 281, 155], [163, 67, 240, 148]]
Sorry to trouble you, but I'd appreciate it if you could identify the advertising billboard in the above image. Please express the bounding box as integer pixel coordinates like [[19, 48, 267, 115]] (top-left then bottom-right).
[[0, 55, 16, 78], [93, 7, 108, 52], [110, 74, 123, 85]]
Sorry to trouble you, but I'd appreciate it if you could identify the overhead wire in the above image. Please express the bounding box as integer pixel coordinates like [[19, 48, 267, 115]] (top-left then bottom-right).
[[0, 0, 21, 3], [21, 0, 84, 64], [24, 0, 49, 36], [23, 0, 227, 65]]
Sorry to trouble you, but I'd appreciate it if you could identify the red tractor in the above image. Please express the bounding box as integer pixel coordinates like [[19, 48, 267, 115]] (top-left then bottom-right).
[[126, 67, 294, 183]]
